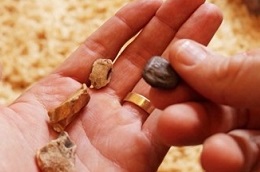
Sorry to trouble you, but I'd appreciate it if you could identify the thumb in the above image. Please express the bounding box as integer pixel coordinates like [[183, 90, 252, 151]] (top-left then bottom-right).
[[170, 39, 260, 108]]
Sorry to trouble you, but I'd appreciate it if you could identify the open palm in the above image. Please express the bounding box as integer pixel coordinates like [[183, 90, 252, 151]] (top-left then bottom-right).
[[0, 0, 222, 171]]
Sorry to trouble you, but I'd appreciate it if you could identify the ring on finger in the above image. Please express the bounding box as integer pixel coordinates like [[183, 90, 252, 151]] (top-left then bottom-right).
[[123, 92, 155, 114]]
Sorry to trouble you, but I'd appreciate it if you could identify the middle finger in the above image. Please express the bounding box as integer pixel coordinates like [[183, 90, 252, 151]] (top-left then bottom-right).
[[110, 0, 205, 98], [149, 2, 223, 109]]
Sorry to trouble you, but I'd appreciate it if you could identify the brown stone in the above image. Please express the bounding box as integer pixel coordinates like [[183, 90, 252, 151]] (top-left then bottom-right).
[[36, 132, 76, 172], [48, 83, 90, 132], [89, 58, 113, 89], [142, 56, 180, 89]]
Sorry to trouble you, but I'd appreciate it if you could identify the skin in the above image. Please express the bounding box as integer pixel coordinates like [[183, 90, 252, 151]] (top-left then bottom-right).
[[0, 0, 222, 171], [151, 39, 260, 171]]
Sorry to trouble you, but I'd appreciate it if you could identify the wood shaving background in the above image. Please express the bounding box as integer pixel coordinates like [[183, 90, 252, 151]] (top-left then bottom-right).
[[0, 0, 259, 171]]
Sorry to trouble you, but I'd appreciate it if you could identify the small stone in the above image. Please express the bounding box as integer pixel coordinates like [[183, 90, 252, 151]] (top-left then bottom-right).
[[48, 83, 90, 132], [36, 132, 76, 172], [89, 58, 113, 89], [142, 56, 180, 89]]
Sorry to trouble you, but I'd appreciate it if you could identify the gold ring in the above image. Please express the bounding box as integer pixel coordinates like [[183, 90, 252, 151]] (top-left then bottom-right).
[[123, 92, 155, 114]]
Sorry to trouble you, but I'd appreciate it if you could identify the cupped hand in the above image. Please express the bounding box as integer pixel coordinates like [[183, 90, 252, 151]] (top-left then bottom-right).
[[152, 39, 260, 172], [0, 0, 222, 171]]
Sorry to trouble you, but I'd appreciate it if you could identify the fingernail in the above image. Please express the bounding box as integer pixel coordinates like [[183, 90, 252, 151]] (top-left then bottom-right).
[[175, 40, 207, 66]]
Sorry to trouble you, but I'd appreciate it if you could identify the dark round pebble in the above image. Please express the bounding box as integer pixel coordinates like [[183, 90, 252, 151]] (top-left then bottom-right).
[[142, 56, 180, 89]]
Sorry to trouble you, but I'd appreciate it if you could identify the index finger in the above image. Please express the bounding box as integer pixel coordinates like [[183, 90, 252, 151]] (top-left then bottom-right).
[[156, 102, 247, 146], [10, 0, 161, 115], [54, 0, 162, 83]]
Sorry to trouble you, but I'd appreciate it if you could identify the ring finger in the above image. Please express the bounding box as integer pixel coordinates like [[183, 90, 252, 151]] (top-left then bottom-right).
[[110, 0, 206, 98], [119, 2, 222, 120]]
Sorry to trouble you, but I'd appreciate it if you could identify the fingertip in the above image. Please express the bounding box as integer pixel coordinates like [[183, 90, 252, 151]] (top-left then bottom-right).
[[201, 134, 244, 172], [157, 103, 207, 146], [168, 2, 223, 66], [204, 2, 223, 24], [170, 39, 208, 67], [170, 40, 260, 107]]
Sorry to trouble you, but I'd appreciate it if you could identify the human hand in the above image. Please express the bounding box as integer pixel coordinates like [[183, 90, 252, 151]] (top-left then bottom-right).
[[152, 40, 260, 172], [0, 0, 222, 171]]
